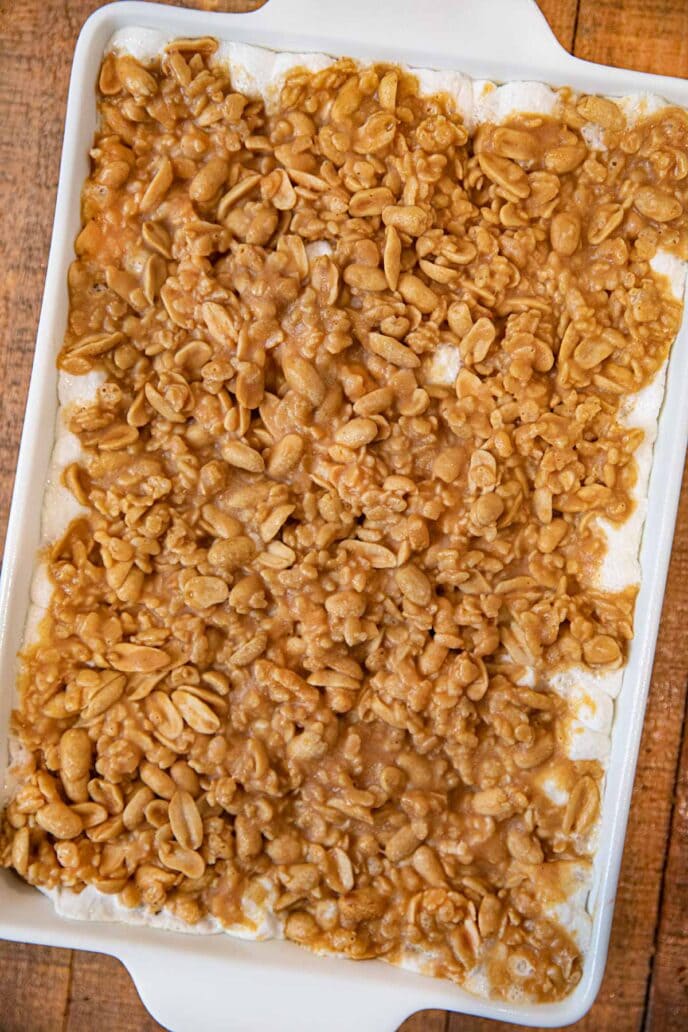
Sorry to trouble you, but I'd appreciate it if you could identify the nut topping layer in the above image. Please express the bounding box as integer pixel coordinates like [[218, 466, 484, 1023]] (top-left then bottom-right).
[[3, 39, 688, 1002]]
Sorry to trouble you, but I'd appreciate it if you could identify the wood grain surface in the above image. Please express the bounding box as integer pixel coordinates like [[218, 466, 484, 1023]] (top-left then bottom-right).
[[0, 2, 687, 1030]]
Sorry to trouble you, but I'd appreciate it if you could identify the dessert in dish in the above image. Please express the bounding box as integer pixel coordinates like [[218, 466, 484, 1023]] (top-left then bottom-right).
[[2, 30, 687, 1002]]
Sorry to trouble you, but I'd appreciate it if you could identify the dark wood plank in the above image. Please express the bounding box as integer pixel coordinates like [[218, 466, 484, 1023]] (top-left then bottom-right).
[[398, 1011, 448, 1032], [569, 6, 688, 1030], [0, 0, 86, 557], [575, 0, 688, 77], [537, 0, 579, 50], [0, 940, 72, 1032], [644, 697, 688, 1031], [65, 949, 168, 1032]]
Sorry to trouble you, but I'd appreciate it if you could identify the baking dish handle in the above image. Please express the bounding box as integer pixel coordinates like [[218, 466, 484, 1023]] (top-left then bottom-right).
[[118, 940, 423, 1032], [224, 0, 569, 71]]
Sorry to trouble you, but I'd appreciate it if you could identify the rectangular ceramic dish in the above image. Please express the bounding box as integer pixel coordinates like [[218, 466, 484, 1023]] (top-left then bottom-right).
[[2, 2, 688, 1028]]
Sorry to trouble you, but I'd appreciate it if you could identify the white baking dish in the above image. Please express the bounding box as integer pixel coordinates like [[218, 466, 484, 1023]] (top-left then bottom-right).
[[2, 1, 688, 1028]]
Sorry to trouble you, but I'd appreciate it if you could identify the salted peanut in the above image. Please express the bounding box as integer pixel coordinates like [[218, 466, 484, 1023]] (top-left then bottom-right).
[[145, 691, 184, 739], [169, 790, 203, 851], [378, 70, 398, 110], [144, 799, 170, 829], [340, 539, 397, 568], [142, 220, 172, 258], [383, 225, 402, 290], [64, 331, 123, 362], [396, 563, 432, 606], [267, 433, 304, 476], [574, 336, 616, 369], [140, 761, 176, 801], [385, 474, 416, 494], [164, 35, 218, 54], [325, 590, 366, 619], [10, 827, 30, 877], [117, 56, 157, 98], [169, 762, 200, 797], [58, 728, 91, 781], [577, 94, 625, 130], [334, 417, 378, 448], [260, 504, 295, 543], [472, 788, 511, 818], [447, 301, 473, 338], [183, 575, 229, 609], [478, 152, 530, 199], [236, 363, 265, 409], [217, 173, 261, 218], [583, 634, 622, 665], [492, 127, 539, 162], [81, 673, 127, 720], [98, 53, 120, 95], [343, 264, 388, 291], [349, 187, 394, 217], [123, 786, 154, 831], [202, 301, 236, 344], [634, 186, 683, 223], [175, 339, 213, 375], [282, 353, 326, 406], [36, 802, 83, 840], [365, 331, 419, 368], [478, 894, 503, 938], [190, 157, 229, 204], [59, 729, 92, 802], [208, 536, 256, 569], [88, 779, 124, 815], [385, 825, 421, 862], [106, 265, 140, 305], [506, 827, 544, 864], [418, 640, 448, 676], [308, 669, 361, 691], [412, 846, 446, 886], [550, 212, 581, 256], [544, 143, 586, 174], [330, 74, 363, 121], [140, 156, 174, 212], [144, 381, 186, 423], [461, 317, 496, 363], [159, 837, 206, 880], [588, 202, 624, 244], [172, 689, 221, 734], [538, 518, 568, 553], [202, 505, 243, 540], [70, 802, 108, 829], [353, 386, 394, 415], [563, 775, 600, 836], [143, 253, 167, 305], [398, 273, 437, 313], [107, 644, 168, 673], [472, 493, 504, 527], [230, 633, 268, 666], [514, 733, 555, 770], [222, 440, 265, 473], [381, 204, 429, 236], [261, 168, 297, 211]]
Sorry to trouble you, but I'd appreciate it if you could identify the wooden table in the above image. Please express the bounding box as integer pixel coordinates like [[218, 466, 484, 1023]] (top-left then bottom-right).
[[1, 1, 687, 1029]]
